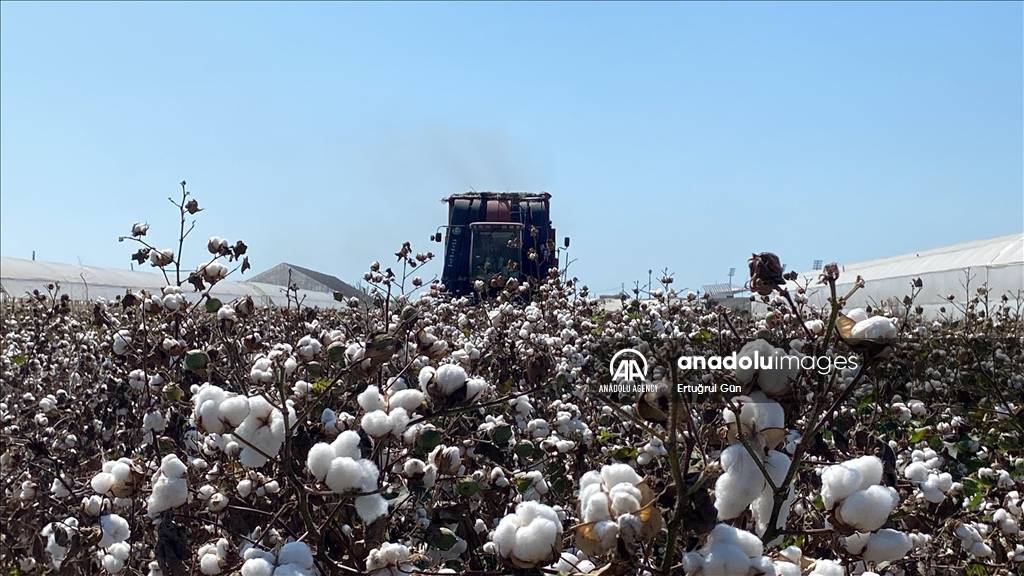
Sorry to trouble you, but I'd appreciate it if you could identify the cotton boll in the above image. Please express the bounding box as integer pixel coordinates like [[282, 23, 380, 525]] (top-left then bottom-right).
[[99, 514, 131, 548], [715, 444, 765, 520], [277, 541, 314, 569], [861, 529, 913, 563], [325, 457, 371, 493], [388, 389, 424, 412], [843, 455, 883, 490], [702, 543, 752, 576], [903, 461, 929, 483], [355, 494, 388, 523], [820, 463, 863, 510], [220, 396, 251, 429], [851, 316, 897, 340], [735, 340, 774, 384], [846, 308, 869, 323], [600, 463, 642, 488], [809, 559, 845, 576], [306, 443, 335, 482], [434, 364, 468, 395], [751, 451, 793, 536], [240, 558, 274, 576], [361, 410, 392, 438], [387, 408, 409, 438], [707, 523, 764, 559], [358, 386, 386, 412], [331, 430, 362, 459], [838, 485, 899, 531]]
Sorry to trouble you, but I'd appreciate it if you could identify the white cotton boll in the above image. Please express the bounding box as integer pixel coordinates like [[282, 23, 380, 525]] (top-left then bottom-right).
[[600, 463, 642, 488], [355, 494, 388, 523], [838, 485, 899, 532], [278, 542, 314, 569], [751, 451, 793, 536], [325, 457, 369, 493], [434, 364, 468, 395], [809, 559, 845, 576], [388, 389, 424, 412], [702, 543, 752, 576], [99, 514, 131, 548], [361, 410, 393, 438], [806, 319, 825, 335], [851, 316, 897, 340], [92, 472, 116, 496], [846, 308, 869, 323], [240, 558, 274, 576], [707, 523, 764, 558], [821, 463, 863, 510], [775, 562, 802, 576], [331, 430, 362, 459], [715, 444, 765, 520], [107, 541, 130, 561], [102, 555, 125, 573], [843, 456, 883, 490], [747, 391, 784, 430], [387, 408, 409, 437], [358, 386, 386, 412], [904, 461, 929, 483], [307, 443, 335, 482], [608, 484, 642, 516], [862, 529, 913, 563], [52, 478, 71, 499], [161, 454, 188, 478], [148, 474, 188, 517], [581, 491, 612, 523], [220, 396, 251, 429], [842, 532, 870, 555]]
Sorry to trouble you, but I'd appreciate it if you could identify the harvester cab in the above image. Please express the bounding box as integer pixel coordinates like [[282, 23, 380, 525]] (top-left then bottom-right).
[[430, 192, 568, 298]]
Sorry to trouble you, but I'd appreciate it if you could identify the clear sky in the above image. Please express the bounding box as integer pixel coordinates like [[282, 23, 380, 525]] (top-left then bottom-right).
[[2, 2, 1021, 296]]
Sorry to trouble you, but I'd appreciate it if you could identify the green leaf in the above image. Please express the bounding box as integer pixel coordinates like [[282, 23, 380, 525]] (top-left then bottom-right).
[[304, 362, 322, 379], [514, 476, 534, 494], [491, 425, 512, 445], [497, 378, 514, 394], [205, 298, 222, 313], [812, 494, 824, 511], [429, 527, 459, 551], [909, 427, 929, 443], [12, 355, 26, 366]]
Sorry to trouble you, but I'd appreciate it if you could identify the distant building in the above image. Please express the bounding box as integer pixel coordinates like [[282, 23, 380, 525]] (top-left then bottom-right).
[[250, 262, 365, 301]]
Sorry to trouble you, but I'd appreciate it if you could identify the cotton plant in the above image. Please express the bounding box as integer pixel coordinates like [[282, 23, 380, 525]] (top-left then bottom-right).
[[364, 542, 416, 576], [96, 513, 132, 572], [196, 538, 232, 575], [418, 363, 489, 406], [41, 517, 79, 569], [357, 382, 423, 440]]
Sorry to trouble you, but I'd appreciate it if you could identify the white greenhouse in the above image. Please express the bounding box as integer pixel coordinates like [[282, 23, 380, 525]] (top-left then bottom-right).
[[0, 257, 351, 309], [758, 232, 1024, 318]]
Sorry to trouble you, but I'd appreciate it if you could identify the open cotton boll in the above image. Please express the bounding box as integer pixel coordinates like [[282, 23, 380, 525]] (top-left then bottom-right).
[[434, 364, 468, 395], [809, 559, 846, 576], [98, 514, 130, 548], [276, 542, 313, 569], [735, 340, 774, 384], [361, 410, 392, 438], [702, 543, 751, 576], [851, 316, 897, 340], [358, 386, 386, 412], [600, 463, 642, 488], [387, 389, 424, 412], [715, 444, 766, 520], [838, 485, 899, 532], [820, 463, 863, 510], [492, 501, 563, 568], [366, 542, 416, 576], [306, 443, 335, 482], [751, 450, 794, 537], [240, 557, 274, 576], [861, 529, 913, 563], [355, 494, 388, 523], [148, 455, 189, 516], [842, 456, 883, 490], [904, 461, 929, 483], [331, 430, 362, 459], [325, 457, 378, 493], [846, 308, 869, 323]]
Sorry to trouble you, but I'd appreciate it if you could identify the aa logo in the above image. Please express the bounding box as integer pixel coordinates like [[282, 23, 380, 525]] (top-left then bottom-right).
[[609, 349, 648, 383]]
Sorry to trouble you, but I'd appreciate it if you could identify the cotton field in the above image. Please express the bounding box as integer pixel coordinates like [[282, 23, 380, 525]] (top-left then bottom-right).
[[1, 203, 1023, 576]]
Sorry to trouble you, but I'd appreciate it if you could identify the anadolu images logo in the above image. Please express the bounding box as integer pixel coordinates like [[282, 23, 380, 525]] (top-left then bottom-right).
[[609, 349, 649, 383]]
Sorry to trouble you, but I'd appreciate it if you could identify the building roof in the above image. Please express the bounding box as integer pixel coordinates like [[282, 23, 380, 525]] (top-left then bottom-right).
[[0, 257, 349, 309], [762, 232, 1024, 317], [277, 262, 364, 299]]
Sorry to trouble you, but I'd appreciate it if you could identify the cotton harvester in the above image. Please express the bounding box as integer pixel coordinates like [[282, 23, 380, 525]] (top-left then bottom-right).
[[430, 192, 569, 297]]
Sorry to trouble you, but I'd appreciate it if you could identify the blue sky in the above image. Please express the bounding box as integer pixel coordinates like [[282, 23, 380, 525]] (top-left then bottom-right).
[[2, 2, 1021, 295]]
